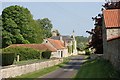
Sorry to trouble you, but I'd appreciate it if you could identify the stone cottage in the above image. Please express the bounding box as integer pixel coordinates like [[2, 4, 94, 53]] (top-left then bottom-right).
[[102, 1, 120, 70]]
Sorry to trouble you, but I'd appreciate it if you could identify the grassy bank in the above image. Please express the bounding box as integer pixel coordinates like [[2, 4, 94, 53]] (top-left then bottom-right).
[[74, 58, 120, 79], [15, 57, 69, 78]]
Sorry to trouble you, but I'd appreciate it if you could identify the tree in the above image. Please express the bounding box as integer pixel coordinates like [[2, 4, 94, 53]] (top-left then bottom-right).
[[0, 16, 2, 48], [75, 36, 89, 50], [86, 14, 103, 54], [36, 18, 53, 38], [2, 5, 42, 48]]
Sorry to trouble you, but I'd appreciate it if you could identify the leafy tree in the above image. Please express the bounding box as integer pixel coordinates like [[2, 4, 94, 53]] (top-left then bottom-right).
[[86, 14, 103, 54], [36, 18, 53, 38], [75, 36, 89, 50], [2, 5, 42, 48], [0, 16, 2, 48]]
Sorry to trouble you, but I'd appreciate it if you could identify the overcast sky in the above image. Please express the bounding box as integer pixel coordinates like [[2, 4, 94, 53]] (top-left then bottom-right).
[[1, 1, 105, 36]]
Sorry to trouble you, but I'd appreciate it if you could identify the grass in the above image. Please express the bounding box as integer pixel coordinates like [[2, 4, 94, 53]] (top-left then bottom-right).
[[13, 59, 48, 66], [14, 57, 70, 78], [74, 58, 120, 79]]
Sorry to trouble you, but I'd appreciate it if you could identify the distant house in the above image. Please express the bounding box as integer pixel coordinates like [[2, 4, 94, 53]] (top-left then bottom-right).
[[102, 8, 120, 70], [51, 30, 78, 55], [43, 38, 68, 58]]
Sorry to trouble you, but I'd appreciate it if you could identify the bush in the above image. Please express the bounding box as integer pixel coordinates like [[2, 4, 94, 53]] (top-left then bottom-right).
[[85, 49, 91, 55], [42, 51, 51, 59], [2, 47, 42, 61], [68, 46, 72, 54], [0, 52, 15, 66]]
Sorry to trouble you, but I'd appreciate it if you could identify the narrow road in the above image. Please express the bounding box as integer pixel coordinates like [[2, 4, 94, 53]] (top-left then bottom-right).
[[40, 55, 88, 79]]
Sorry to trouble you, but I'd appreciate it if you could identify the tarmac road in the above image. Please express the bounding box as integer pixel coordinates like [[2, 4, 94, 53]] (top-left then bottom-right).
[[39, 55, 88, 80]]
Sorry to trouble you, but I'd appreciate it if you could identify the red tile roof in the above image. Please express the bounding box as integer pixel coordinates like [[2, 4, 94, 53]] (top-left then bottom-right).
[[47, 38, 65, 50], [103, 9, 120, 28], [8, 44, 57, 52]]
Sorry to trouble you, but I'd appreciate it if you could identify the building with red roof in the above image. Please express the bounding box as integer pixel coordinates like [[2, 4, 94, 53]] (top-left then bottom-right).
[[102, 1, 120, 70], [8, 38, 69, 58], [103, 9, 120, 41]]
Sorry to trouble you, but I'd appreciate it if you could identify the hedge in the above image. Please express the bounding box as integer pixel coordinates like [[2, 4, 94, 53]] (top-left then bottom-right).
[[42, 51, 51, 59], [2, 47, 42, 61], [0, 52, 15, 66], [85, 49, 91, 55]]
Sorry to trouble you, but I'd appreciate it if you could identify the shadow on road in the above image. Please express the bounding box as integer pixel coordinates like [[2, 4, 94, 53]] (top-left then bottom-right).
[[58, 56, 90, 70]]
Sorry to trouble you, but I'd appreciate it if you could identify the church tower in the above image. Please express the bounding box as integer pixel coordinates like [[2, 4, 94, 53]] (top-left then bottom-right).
[[72, 30, 78, 55]]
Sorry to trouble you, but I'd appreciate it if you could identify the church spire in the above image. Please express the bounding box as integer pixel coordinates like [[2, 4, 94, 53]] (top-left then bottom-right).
[[72, 30, 75, 40]]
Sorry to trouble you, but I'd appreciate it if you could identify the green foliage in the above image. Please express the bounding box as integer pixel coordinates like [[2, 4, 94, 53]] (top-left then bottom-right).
[[85, 49, 91, 55], [36, 18, 53, 38], [3, 47, 42, 61], [42, 51, 51, 59], [0, 16, 2, 46], [68, 46, 72, 54], [1, 52, 15, 66], [2, 5, 43, 48], [72, 41, 75, 50], [76, 36, 89, 50], [86, 15, 103, 54]]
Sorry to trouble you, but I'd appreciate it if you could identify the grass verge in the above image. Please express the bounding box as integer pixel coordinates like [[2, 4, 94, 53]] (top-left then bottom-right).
[[13, 59, 48, 66], [14, 57, 70, 78], [74, 58, 120, 79]]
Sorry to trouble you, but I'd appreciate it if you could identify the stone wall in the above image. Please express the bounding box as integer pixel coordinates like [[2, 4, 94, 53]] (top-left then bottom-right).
[[102, 19, 120, 71], [103, 39, 120, 71], [0, 59, 63, 78]]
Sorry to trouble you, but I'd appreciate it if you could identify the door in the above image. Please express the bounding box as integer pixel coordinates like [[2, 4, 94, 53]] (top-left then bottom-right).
[[61, 51, 63, 58]]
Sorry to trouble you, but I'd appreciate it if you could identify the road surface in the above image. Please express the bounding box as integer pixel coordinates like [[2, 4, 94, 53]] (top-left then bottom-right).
[[39, 55, 88, 79]]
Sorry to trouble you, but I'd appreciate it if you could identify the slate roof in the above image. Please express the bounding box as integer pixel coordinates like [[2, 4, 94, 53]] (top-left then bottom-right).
[[8, 44, 57, 52], [103, 9, 120, 28], [50, 36, 73, 42]]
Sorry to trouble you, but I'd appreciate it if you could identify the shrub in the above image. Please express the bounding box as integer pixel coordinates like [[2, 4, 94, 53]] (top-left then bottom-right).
[[68, 46, 72, 54], [85, 49, 91, 55], [2, 47, 42, 61], [42, 51, 51, 59], [1, 52, 15, 66]]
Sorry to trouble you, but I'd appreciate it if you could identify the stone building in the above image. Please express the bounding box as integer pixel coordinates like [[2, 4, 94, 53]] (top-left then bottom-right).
[[102, 2, 120, 70]]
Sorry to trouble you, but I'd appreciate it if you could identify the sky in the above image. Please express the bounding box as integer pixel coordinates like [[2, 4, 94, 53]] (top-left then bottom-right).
[[1, 1, 105, 37]]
